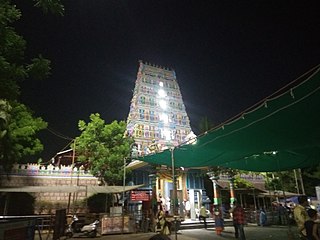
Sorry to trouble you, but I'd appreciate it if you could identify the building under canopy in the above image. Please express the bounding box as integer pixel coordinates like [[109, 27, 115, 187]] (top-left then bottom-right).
[[138, 64, 320, 172]]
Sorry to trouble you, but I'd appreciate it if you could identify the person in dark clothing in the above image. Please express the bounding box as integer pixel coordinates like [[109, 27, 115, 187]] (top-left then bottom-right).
[[305, 209, 320, 240], [199, 204, 208, 229], [232, 201, 246, 240]]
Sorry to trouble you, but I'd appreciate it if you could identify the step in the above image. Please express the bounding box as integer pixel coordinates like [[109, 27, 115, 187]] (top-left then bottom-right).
[[179, 219, 233, 230]]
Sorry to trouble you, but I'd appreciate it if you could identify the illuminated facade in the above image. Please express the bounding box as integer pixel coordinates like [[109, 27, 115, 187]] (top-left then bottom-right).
[[126, 61, 208, 219], [127, 60, 193, 154]]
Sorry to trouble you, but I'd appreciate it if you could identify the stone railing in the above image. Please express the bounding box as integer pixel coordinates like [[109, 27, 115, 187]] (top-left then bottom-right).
[[0, 163, 94, 177]]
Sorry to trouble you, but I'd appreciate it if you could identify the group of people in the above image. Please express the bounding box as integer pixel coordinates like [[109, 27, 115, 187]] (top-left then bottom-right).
[[155, 194, 319, 240], [232, 195, 320, 240], [198, 200, 246, 239]]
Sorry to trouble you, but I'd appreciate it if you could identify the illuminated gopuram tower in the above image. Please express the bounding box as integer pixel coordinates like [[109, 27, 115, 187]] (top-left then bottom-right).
[[127, 60, 193, 155]]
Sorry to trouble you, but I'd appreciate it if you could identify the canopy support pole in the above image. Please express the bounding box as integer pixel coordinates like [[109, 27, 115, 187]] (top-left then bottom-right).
[[298, 169, 305, 195], [171, 147, 178, 216]]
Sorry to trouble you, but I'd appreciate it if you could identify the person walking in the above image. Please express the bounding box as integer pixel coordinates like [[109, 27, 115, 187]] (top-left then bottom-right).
[[294, 195, 310, 239], [199, 203, 208, 229], [233, 201, 246, 240]]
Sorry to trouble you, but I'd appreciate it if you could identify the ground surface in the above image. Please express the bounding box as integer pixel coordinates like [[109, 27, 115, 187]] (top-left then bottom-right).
[[35, 225, 300, 240]]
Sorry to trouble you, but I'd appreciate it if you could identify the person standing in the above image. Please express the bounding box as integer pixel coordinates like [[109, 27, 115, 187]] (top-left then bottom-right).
[[259, 208, 267, 227], [229, 201, 238, 238], [278, 203, 287, 225], [184, 199, 191, 218], [159, 194, 166, 212], [214, 206, 224, 236], [294, 195, 310, 239], [199, 204, 208, 229], [156, 205, 169, 234], [305, 209, 320, 240], [233, 201, 246, 240]]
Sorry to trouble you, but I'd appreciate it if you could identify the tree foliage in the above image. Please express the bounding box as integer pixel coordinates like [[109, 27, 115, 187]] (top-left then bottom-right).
[[74, 113, 134, 185], [0, 101, 47, 171], [33, 0, 64, 16], [0, 100, 11, 139], [0, 0, 63, 170], [265, 171, 297, 193]]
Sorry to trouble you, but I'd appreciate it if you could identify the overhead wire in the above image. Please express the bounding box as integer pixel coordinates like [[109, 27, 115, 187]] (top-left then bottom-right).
[[46, 127, 74, 140], [40, 127, 75, 165]]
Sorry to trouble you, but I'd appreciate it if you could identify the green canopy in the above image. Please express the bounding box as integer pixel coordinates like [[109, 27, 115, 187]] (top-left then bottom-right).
[[138, 65, 320, 172]]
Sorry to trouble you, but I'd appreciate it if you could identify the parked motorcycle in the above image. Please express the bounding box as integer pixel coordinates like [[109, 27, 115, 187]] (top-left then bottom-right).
[[66, 215, 99, 238]]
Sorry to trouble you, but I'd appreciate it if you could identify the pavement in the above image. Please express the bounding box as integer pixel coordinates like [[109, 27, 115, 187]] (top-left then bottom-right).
[[35, 225, 300, 240]]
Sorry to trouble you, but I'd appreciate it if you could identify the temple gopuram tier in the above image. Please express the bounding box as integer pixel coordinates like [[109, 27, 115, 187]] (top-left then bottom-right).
[[126, 60, 193, 154]]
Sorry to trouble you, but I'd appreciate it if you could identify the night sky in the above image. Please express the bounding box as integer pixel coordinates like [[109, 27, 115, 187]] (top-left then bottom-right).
[[14, 1, 320, 160]]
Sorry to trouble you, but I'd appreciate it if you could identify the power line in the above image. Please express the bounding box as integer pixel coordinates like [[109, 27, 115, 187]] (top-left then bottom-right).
[[46, 127, 74, 140], [41, 139, 75, 165]]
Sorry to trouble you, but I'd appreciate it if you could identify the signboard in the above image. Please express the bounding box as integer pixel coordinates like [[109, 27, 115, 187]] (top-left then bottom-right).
[[130, 191, 150, 201], [101, 215, 134, 234]]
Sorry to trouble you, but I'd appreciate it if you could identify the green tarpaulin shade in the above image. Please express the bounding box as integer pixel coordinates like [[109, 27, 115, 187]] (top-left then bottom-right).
[[138, 65, 320, 172]]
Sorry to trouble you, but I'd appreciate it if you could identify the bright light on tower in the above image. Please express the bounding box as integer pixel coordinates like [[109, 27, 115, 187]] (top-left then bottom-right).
[[158, 89, 166, 97], [163, 129, 171, 140], [159, 99, 167, 109], [160, 113, 169, 123]]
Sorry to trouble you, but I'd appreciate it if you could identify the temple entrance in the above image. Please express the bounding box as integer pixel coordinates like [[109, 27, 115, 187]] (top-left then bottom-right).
[[188, 189, 204, 220]]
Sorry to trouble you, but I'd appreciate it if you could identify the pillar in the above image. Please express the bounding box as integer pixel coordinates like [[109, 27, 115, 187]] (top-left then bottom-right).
[[189, 189, 196, 220], [207, 172, 221, 205], [229, 177, 235, 208]]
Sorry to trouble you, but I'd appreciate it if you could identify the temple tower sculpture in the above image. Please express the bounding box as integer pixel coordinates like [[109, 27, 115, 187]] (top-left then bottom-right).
[[127, 60, 193, 154]]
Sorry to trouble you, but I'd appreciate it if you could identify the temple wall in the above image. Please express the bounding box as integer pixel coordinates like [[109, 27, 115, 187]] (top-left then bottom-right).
[[0, 164, 99, 210]]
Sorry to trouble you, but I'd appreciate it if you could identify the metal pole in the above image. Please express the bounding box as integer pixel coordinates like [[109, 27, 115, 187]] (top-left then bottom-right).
[[122, 157, 126, 233], [171, 147, 179, 239], [298, 169, 305, 195], [67, 139, 76, 214], [293, 169, 300, 194], [171, 147, 177, 215], [71, 140, 77, 214]]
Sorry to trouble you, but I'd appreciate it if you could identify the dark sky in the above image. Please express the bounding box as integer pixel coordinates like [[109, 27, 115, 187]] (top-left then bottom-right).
[[14, 1, 320, 160]]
